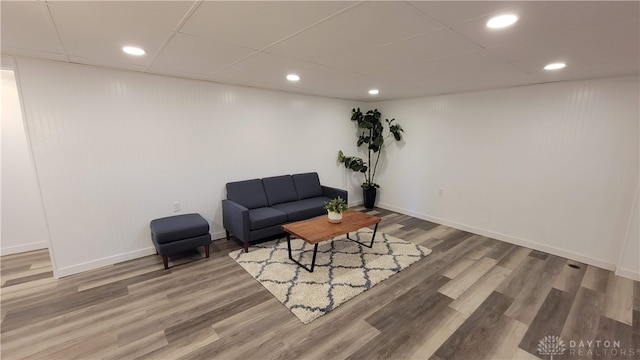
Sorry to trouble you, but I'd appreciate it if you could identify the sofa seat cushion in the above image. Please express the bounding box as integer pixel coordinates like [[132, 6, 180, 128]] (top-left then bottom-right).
[[293, 172, 323, 200], [227, 179, 268, 209], [263, 175, 298, 205], [249, 207, 288, 230], [272, 197, 331, 222]]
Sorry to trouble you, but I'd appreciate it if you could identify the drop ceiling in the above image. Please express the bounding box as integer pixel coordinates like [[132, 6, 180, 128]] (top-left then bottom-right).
[[1, 1, 638, 102]]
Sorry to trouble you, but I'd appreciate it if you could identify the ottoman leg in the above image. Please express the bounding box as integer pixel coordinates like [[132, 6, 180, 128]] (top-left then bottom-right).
[[243, 242, 249, 253], [205, 244, 210, 258], [226, 230, 230, 240], [162, 256, 169, 270]]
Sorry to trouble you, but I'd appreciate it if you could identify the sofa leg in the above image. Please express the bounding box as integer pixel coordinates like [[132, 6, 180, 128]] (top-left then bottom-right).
[[226, 230, 230, 240], [162, 256, 169, 270], [243, 242, 249, 253], [205, 244, 210, 258]]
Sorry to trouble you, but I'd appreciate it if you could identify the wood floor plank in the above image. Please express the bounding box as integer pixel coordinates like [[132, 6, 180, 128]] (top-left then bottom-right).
[[29, 329, 118, 359], [486, 317, 530, 360], [137, 327, 220, 360], [365, 275, 450, 331], [504, 255, 566, 325], [451, 314, 529, 360], [603, 272, 634, 326], [559, 286, 605, 360], [1, 270, 54, 287], [518, 288, 576, 356], [593, 316, 634, 360], [497, 246, 532, 270], [284, 320, 380, 360], [553, 261, 587, 294], [408, 308, 468, 359], [350, 292, 453, 360], [438, 257, 497, 299], [441, 257, 476, 280], [420, 237, 444, 249], [431, 230, 476, 252], [581, 265, 610, 293], [433, 291, 513, 359], [496, 256, 545, 298], [449, 264, 512, 316], [1, 282, 129, 333]]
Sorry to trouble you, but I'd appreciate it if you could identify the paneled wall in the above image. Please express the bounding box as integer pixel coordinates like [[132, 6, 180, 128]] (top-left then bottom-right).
[[15, 58, 363, 277], [1, 69, 49, 255], [13, 57, 639, 280], [373, 75, 639, 277]]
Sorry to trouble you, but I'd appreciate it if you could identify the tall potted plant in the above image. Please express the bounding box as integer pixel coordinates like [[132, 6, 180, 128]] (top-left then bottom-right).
[[338, 108, 404, 209]]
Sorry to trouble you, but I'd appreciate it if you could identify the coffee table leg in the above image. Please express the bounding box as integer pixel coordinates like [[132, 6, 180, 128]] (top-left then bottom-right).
[[346, 223, 379, 248], [287, 235, 318, 273]]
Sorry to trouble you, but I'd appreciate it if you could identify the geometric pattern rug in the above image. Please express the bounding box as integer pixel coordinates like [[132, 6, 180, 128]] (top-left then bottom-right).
[[229, 230, 431, 324]]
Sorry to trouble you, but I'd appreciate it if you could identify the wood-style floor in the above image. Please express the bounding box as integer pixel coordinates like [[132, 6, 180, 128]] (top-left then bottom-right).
[[1, 207, 638, 359]]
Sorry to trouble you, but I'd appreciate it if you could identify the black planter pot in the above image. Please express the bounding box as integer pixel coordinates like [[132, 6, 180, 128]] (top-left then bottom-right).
[[363, 187, 377, 209]]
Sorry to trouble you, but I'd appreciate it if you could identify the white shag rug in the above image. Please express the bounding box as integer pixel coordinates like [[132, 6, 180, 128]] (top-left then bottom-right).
[[229, 230, 431, 324]]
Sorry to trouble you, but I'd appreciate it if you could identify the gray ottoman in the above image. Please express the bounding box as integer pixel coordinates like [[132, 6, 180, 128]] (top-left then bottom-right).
[[150, 213, 212, 269]]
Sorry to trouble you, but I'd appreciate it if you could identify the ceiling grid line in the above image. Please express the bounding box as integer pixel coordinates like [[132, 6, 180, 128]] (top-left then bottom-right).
[[42, 0, 69, 62], [143, 0, 204, 73]]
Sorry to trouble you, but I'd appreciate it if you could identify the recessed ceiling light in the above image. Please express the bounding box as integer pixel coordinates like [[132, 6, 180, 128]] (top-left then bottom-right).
[[544, 63, 566, 70], [486, 14, 518, 29], [368, 89, 379, 95], [122, 46, 145, 56], [286, 74, 300, 81]]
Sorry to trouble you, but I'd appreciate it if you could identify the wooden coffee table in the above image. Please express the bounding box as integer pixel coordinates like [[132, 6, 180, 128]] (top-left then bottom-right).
[[281, 209, 382, 272]]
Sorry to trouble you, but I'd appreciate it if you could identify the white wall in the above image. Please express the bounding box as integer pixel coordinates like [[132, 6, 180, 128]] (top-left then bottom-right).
[[15, 58, 364, 277], [12, 56, 639, 280], [1, 69, 49, 255], [373, 76, 639, 278]]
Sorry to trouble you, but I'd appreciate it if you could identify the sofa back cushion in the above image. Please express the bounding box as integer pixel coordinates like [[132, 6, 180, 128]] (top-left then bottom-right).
[[262, 175, 298, 206], [293, 172, 323, 200], [226, 179, 268, 209]]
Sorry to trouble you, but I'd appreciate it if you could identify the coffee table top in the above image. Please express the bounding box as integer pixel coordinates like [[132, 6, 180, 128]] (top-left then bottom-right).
[[281, 209, 381, 244]]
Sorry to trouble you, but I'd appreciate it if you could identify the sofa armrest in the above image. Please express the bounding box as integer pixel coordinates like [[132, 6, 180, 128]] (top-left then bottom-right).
[[321, 185, 348, 204], [222, 199, 250, 242]]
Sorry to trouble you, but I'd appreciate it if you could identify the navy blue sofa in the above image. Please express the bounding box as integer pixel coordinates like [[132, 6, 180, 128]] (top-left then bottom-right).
[[222, 172, 348, 252]]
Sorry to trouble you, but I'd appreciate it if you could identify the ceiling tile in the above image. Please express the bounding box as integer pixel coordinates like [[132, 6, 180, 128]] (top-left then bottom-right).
[[207, 52, 317, 86], [325, 28, 482, 74], [47, 1, 193, 66], [265, 1, 443, 64], [148, 33, 257, 79], [0, 1, 64, 56], [181, 1, 357, 51], [372, 50, 534, 95], [408, 1, 524, 26], [499, 16, 639, 74], [452, 1, 639, 51]]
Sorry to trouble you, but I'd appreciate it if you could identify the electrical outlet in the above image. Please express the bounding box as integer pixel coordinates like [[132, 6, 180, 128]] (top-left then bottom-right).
[[438, 188, 444, 196], [173, 202, 180, 212]]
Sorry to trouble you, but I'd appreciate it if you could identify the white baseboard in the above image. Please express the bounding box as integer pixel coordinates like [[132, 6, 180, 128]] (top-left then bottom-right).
[[54, 247, 157, 278], [376, 202, 618, 272], [615, 267, 640, 281], [0, 241, 48, 256]]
